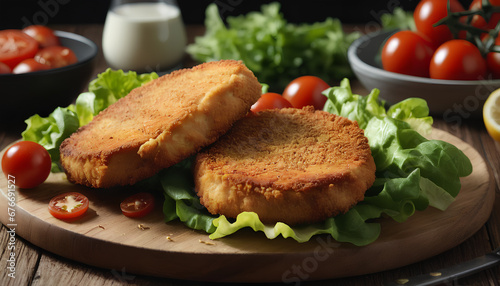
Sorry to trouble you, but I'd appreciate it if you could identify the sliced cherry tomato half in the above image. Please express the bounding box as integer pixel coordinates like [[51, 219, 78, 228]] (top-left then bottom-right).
[[13, 58, 50, 74], [48, 192, 89, 220], [250, 92, 293, 113], [35, 46, 77, 69], [282, 76, 330, 110], [0, 30, 39, 69], [2, 141, 51, 189], [120, 192, 155, 218], [22, 25, 60, 48]]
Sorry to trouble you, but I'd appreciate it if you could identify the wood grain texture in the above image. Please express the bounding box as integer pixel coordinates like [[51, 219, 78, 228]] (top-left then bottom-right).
[[0, 129, 494, 283]]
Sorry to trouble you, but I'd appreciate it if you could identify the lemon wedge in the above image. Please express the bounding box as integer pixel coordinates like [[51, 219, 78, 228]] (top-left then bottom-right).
[[483, 88, 500, 143]]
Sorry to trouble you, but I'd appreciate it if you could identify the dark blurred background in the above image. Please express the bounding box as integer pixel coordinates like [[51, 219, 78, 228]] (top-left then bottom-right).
[[0, 0, 474, 29], [0, 0, 428, 29]]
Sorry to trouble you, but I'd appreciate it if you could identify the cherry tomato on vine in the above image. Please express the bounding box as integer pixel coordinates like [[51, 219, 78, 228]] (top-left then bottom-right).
[[414, 0, 465, 47], [35, 46, 77, 69], [48, 192, 89, 219], [382, 30, 435, 78], [0, 30, 39, 69], [251, 92, 293, 113], [120, 192, 155, 218], [469, 0, 500, 31], [487, 36, 500, 79], [282, 76, 330, 109], [430, 39, 487, 80], [22, 25, 60, 48], [13, 58, 50, 74], [2, 141, 51, 189]]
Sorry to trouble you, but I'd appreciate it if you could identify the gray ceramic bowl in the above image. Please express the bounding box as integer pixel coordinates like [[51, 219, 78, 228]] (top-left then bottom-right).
[[348, 29, 500, 118], [0, 31, 98, 122]]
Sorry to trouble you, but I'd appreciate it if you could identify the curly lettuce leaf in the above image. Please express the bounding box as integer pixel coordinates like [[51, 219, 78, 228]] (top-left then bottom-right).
[[77, 69, 158, 126], [22, 107, 79, 172], [187, 3, 360, 90], [380, 7, 416, 31], [211, 207, 382, 246], [159, 158, 216, 233], [22, 69, 158, 171], [323, 78, 433, 133]]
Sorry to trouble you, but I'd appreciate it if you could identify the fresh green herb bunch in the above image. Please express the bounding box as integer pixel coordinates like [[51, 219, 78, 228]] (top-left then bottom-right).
[[187, 3, 361, 90]]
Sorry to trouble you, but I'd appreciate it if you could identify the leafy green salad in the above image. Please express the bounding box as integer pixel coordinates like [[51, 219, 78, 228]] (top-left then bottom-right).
[[187, 3, 361, 91], [22, 70, 472, 246]]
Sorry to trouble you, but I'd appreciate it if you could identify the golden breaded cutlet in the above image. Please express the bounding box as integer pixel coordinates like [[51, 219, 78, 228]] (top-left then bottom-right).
[[194, 107, 376, 225], [60, 60, 261, 188]]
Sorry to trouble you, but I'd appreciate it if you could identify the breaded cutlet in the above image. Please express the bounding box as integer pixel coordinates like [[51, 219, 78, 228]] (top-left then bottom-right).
[[60, 60, 261, 188], [194, 107, 376, 225]]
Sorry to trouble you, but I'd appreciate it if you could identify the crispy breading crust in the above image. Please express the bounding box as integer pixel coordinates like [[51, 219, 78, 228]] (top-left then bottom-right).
[[60, 60, 261, 188], [194, 107, 376, 225]]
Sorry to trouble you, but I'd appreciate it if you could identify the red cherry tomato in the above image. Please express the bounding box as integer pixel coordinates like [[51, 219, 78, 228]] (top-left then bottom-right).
[[22, 25, 60, 48], [120, 192, 155, 218], [0, 62, 11, 74], [430, 39, 487, 80], [381, 30, 435, 78], [251, 92, 293, 113], [469, 0, 500, 31], [13, 58, 50, 74], [487, 36, 500, 79], [0, 30, 39, 69], [1, 141, 51, 189], [414, 0, 465, 47], [282, 76, 330, 109], [35, 46, 77, 69], [48, 192, 89, 220]]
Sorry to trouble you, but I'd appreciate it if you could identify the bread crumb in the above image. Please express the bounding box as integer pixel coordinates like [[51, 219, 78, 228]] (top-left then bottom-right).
[[198, 239, 215, 245], [137, 224, 150, 230]]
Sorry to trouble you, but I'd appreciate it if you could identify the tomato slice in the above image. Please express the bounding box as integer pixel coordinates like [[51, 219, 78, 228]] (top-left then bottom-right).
[[48, 192, 89, 219], [0, 30, 39, 69], [22, 25, 60, 48], [120, 192, 155, 218], [35, 46, 77, 69], [13, 58, 50, 74]]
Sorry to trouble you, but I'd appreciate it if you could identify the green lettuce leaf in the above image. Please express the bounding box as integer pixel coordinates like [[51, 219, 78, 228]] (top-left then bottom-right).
[[380, 7, 416, 31], [77, 69, 158, 126], [159, 158, 216, 234], [22, 107, 79, 172], [187, 3, 360, 90]]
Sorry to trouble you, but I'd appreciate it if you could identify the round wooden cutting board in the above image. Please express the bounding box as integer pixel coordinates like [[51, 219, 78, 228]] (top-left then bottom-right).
[[0, 129, 494, 283]]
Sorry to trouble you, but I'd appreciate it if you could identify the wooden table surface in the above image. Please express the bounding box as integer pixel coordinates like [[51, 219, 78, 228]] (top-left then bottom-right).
[[1, 24, 499, 286]]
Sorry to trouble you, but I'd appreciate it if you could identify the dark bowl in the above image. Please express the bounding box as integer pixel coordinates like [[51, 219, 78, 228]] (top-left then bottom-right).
[[348, 29, 500, 118], [0, 31, 98, 123]]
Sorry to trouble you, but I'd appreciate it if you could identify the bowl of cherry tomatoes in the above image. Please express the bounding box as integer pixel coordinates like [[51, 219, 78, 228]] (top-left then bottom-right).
[[348, 0, 500, 118], [0, 26, 98, 122]]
